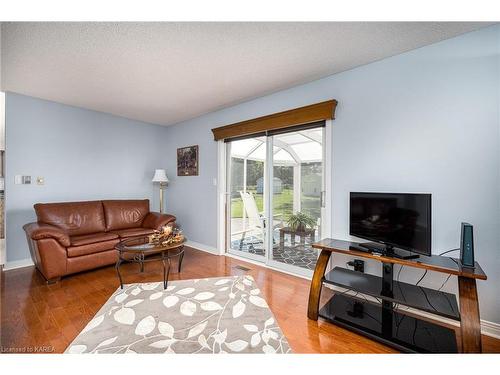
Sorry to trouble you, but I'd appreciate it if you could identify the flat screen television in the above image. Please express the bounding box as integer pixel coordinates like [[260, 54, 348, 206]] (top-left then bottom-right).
[[349, 192, 431, 257]]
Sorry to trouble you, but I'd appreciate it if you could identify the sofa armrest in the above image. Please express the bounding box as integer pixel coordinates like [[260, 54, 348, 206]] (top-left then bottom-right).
[[142, 212, 176, 230], [23, 222, 71, 247]]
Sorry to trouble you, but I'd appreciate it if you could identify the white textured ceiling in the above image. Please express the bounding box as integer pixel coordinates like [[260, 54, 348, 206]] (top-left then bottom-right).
[[0, 22, 493, 126]]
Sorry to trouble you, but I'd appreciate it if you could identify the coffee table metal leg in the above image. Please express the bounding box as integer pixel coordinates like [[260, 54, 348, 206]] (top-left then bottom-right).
[[178, 249, 185, 273], [161, 252, 172, 289], [161, 252, 166, 289], [115, 257, 124, 289], [165, 257, 171, 289], [140, 253, 145, 273]]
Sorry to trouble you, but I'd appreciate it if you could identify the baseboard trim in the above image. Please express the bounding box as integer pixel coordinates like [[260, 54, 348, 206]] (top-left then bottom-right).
[[186, 240, 221, 255], [480, 320, 500, 339], [224, 252, 312, 281], [4, 258, 34, 271], [324, 284, 500, 340], [0, 238, 6, 266]]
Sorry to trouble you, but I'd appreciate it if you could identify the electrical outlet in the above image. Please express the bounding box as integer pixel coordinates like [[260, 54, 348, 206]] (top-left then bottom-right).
[[347, 259, 365, 273]]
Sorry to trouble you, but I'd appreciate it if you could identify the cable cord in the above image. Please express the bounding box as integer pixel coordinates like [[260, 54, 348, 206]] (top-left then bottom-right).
[[419, 286, 438, 311], [439, 248, 459, 256], [409, 248, 457, 289], [397, 265, 404, 282], [396, 265, 407, 303], [438, 274, 452, 291], [415, 269, 428, 286]]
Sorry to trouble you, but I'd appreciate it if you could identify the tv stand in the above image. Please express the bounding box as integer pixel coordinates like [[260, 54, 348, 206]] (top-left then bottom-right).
[[308, 239, 487, 353], [352, 242, 420, 260]]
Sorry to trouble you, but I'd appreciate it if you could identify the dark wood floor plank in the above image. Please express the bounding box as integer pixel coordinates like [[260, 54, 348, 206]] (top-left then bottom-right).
[[1, 247, 499, 353]]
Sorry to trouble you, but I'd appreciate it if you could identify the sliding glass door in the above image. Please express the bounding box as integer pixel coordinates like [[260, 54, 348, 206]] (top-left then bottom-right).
[[267, 128, 324, 274], [226, 124, 327, 276], [227, 136, 267, 262]]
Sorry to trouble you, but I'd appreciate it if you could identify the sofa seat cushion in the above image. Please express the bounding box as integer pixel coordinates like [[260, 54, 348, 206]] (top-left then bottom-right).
[[67, 239, 120, 258], [111, 227, 155, 239], [70, 232, 119, 246]]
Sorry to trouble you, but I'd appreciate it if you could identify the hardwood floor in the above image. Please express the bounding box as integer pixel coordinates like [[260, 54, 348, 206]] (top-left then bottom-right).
[[1, 247, 499, 354]]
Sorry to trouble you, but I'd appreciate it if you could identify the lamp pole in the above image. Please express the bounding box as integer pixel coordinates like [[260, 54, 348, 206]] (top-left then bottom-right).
[[152, 169, 169, 214], [159, 182, 166, 214]]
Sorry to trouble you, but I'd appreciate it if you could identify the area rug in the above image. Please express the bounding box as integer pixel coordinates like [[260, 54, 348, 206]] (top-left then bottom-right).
[[65, 275, 291, 354]]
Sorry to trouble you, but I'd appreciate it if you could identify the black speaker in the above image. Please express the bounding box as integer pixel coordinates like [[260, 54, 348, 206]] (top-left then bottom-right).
[[460, 222, 475, 268]]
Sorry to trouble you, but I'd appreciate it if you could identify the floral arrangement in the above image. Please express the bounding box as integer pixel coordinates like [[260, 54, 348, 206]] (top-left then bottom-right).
[[148, 225, 184, 246]]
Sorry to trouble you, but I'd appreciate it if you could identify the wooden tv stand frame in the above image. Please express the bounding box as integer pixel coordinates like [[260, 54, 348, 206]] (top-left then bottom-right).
[[307, 239, 487, 353]]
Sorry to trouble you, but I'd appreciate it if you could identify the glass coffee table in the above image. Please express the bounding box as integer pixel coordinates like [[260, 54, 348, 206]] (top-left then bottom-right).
[[115, 236, 186, 289]]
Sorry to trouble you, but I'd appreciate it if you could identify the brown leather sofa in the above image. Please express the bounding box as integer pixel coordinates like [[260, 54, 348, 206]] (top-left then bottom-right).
[[23, 199, 176, 283]]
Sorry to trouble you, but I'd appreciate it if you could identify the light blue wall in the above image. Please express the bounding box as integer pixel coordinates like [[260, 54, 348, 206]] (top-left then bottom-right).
[[162, 25, 500, 323], [5, 93, 168, 262], [5, 26, 500, 324]]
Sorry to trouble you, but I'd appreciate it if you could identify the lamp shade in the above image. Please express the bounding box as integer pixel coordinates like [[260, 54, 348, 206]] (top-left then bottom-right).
[[152, 169, 169, 183]]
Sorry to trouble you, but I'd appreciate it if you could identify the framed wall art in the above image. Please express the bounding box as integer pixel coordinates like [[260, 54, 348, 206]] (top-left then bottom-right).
[[177, 145, 199, 176]]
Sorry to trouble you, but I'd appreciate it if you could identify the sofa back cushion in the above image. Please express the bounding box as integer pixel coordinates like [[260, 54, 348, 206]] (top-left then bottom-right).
[[102, 199, 150, 231], [34, 201, 106, 236]]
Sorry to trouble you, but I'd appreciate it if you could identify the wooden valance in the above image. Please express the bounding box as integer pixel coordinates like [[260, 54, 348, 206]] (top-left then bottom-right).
[[211, 100, 337, 141]]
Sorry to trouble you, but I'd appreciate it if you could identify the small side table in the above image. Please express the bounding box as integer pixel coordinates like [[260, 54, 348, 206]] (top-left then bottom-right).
[[279, 227, 316, 249]]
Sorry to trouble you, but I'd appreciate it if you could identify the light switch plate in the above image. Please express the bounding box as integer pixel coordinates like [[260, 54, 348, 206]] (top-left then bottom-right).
[[15, 175, 32, 184]]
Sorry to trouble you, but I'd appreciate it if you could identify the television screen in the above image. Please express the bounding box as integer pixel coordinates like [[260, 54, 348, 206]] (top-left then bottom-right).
[[349, 192, 431, 256]]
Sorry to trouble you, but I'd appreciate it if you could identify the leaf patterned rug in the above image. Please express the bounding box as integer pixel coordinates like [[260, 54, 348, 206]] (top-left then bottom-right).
[[65, 275, 291, 354]]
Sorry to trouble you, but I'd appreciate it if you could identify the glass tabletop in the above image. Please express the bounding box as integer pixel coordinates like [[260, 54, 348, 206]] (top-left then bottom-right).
[[116, 235, 186, 253]]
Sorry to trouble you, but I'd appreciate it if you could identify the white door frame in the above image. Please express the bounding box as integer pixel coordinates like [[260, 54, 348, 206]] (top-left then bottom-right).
[[216, 140, 227, 256], [324, 119, 333, 239], [221, 140, 267, 262], [217, 120, 333, 277], [0, 92, 5, 266]]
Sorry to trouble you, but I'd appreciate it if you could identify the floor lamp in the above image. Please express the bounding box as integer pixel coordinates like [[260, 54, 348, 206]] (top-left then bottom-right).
[[152, 169, 169, 213]]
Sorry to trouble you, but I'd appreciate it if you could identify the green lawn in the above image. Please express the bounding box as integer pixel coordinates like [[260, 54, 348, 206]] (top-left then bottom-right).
[[231, 188, 320, 222]]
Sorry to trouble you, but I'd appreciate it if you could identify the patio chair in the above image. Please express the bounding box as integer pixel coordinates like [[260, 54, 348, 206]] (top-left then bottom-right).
[[236, 191, 283, 249]]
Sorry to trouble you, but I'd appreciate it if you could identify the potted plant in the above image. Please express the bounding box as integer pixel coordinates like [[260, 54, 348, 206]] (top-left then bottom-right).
[[287, 212, 316, 232]]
